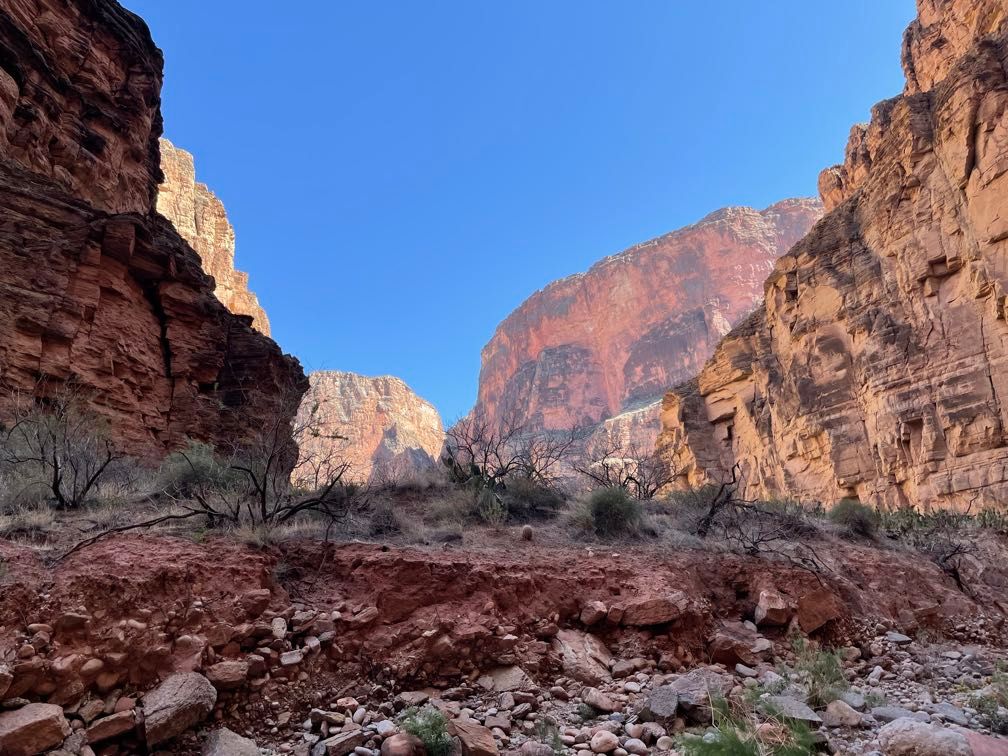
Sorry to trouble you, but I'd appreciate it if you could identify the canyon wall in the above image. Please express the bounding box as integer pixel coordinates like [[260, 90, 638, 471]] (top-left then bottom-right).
[[658, 0, 1008, 510], [157, 139, 271, 335], [472, 200, 822, 454], [297, 372, 444, 482], [0, 0, 305, 458]]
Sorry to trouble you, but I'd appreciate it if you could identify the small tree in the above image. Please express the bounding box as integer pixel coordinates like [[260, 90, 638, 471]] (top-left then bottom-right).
[[170, 380, 363, 529], [0, 381, 123, 509], [573, 439, 675, 500], [441, 407, 576, 519]]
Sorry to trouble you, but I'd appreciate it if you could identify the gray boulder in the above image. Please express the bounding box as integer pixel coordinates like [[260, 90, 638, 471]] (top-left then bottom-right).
[[143, 672, 218, 746]]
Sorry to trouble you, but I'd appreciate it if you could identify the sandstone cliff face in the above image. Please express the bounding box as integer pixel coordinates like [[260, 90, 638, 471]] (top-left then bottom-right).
[[157, 139, 271, 335], [0, 0, 305, 457], [472, 200, 822, 453], [659, 0, 1008, 511], [297, 372, 444, 482]]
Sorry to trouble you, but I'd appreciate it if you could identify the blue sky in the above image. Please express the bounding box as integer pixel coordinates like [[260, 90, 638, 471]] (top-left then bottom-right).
[[124, 1, 914, 422]]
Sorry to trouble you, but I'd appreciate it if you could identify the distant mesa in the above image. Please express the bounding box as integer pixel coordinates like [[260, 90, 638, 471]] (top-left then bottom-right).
[[470, 198, 823, 456], [297, 371, 445, 482]]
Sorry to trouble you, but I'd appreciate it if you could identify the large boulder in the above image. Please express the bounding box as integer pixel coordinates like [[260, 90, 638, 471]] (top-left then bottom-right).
[[551, 630, 613, 685], [620, 594, 689, 626], [475, 665, 534, 692], [667, 668, 733, 723], [312, 729, 368, 756], [143, 672, 218, 746], [639, 685, 679, 724], [451, 720, 499, 756], [382, 732, 427, 756], [203, 727, 261, 756], [0, 703, 72, 756], [877, 718, 972, 756]]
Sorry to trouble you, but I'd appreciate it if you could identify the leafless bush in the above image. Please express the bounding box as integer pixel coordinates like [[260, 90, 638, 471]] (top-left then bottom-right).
[[166, 381, 366, 530], [442, 407, 576, 489], [573, 440, 675, 501], [0, 381, 126, 510]]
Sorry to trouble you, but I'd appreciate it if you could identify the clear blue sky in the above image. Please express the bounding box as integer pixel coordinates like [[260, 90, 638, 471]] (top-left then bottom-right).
[[123, 1, 914, 422]]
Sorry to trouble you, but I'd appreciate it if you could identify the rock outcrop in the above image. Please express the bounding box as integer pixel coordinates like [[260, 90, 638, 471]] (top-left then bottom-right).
[[157, 139, 271, 335], [297, 371, 444, 482], [471, 200, 822, 455], [0, 0, 305, 457], [658, 0, 1008, 510]]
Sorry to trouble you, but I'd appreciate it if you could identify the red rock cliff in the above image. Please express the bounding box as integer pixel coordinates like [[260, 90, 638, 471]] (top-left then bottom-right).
[[658, 0, 1008, 510], [0, 0, 305, 457], [297, 372, 445, 482], [157, 139, 271, 335], [472, 200, 822, 451]]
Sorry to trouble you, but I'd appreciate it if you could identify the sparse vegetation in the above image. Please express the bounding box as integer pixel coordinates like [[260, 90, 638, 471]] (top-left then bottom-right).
[[679, 696, 814, 756], [0, 381, 126, 510], [399, 706, 453, 756], [789, 636, 848, 708], [579, 486, 641, 536], [828, 498, 879, 538]]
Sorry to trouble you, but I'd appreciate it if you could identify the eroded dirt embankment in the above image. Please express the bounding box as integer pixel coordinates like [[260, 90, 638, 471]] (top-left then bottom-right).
[[2, 532, 1006, 692]]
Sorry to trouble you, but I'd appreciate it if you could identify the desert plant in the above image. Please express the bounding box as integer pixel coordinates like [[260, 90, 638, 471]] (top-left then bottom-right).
[[368, 499, 402, 536], [399, 706, 453, 756], [972, 694, 1008, 735], [501, 475, 565, 521], [573, 439, 675, 500], [585, 486, 641, 536], [680, 696, 815, 756], [157, 440, 238, 498], [0, 381, 124, 510], [473, 486, 508, 526], [789, 636, 848, 708], [533, 719, 565, 756], [828, 498, 878, 538]]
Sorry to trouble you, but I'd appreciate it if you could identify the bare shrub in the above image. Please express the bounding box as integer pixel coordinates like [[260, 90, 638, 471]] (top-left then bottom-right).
[[828, 498, 879, 538], [0, 381, 126, 510], [165, 381, 366, 531], [573, 440, 675, 501]]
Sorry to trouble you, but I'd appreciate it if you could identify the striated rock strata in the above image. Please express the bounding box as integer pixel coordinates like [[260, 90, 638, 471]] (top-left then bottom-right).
[[472, 200, 822, 453], [157, 139, 271, 335], [659, 0, 1008, 510], [0, 0, 305, 457], [297, 371, 444, 482]]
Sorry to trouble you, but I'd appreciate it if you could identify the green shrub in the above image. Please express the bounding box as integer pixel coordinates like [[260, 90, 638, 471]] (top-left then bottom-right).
[[369, 499, 401, 536], [473, 487, 507, 526], [680, 697, 815, 756], [973, 694, 1008, 735], [790, 636, 848, 708], [501, 476, 565, 521], [587, 487, 640, 536], [157, 440, 237, 498], [828, 498, 879, 538], [399, 706, 453, 756]]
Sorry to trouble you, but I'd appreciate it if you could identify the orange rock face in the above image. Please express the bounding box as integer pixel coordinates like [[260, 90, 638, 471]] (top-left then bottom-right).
[[473, 200, 822, 451], [659, 0, 1008, 510], [157, 139, 271, 335], [0, 0, 305, 458], [297, 372, 445, 482]]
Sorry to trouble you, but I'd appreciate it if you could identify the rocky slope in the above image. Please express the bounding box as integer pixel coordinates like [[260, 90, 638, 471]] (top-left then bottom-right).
[[472, 200, 822, 455], [658, 0, 1008, 510], [157, 139, 271, 335], [0, 0, 304, 457], [296, 372, 444, 482]]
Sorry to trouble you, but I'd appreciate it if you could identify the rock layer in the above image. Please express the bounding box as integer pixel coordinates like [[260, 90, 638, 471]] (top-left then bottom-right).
[[472, 200, 822, 452], [0, 0, 305, 457], [157, 139, 271, 335], [658, 0, 1008, 510], [297, 371, 444, 482]]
